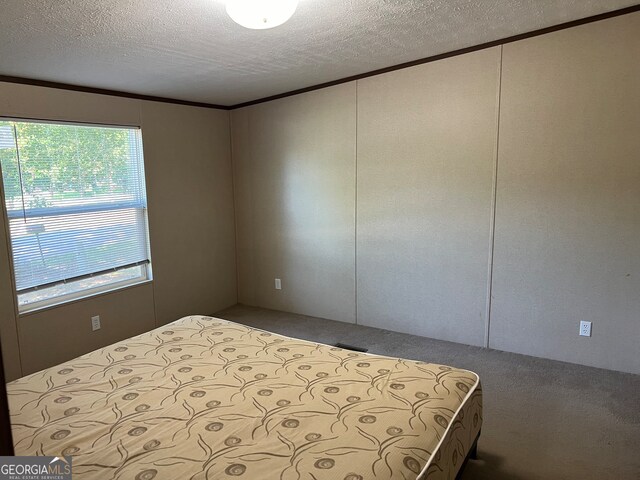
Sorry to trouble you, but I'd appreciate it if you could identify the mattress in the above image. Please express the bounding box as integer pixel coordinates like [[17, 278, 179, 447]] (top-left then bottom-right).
[[8, 315, 482, 480]]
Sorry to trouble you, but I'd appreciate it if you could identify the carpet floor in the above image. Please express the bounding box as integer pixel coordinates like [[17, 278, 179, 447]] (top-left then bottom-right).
[[216, 304, 640, 480]]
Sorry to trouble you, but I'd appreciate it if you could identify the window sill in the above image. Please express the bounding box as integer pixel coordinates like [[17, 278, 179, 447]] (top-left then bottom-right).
[[18, 279, 153, 317]]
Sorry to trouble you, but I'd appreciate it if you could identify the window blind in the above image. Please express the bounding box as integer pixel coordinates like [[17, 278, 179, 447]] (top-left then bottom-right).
[[0, 119, 150, 294]]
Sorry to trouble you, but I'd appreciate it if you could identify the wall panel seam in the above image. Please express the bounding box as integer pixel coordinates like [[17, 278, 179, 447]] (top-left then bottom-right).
[[484, 45, 504, 348], [228, 110, 241, 306], [354, 81, 359, 325]]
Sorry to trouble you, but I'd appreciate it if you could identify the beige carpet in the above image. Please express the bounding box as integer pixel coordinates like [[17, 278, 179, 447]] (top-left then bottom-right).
[[216, 304, 640, 480]]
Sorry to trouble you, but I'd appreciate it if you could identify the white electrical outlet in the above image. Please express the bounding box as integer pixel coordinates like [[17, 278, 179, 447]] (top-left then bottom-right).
[[275, 278, 282, 290], [91, 315, 101, 331], [579, 321, 592, 337]]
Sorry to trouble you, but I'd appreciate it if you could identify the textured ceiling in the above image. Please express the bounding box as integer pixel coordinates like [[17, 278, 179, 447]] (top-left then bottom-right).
[[0, 0, 636, 106]]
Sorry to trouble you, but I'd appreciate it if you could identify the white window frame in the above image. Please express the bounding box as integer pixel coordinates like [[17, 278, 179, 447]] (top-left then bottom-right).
[[19, 264, 153, 314], [0, 117, 153, 314]]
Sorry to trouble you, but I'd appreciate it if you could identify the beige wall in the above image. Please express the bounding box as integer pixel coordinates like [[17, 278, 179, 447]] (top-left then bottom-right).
[[356, 47, 500, 346], [0, 83, 238, 379], [18, 284, 156, 374], [1, 12, 637, 378], [141, 101, 237, 326], [490, 13, 640, 373], [231, 13, 640, 373], [231, 84, 356, 323]]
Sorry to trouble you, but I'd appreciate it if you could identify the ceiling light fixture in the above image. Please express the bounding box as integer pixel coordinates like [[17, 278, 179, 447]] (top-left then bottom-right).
[[226, 0, 298, 30]]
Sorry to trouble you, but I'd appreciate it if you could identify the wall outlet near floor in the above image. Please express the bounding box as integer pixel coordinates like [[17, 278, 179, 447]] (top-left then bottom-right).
[[275, 278, 282, 290], [91, 315, 101, 331], [579, 321, 592, 337]]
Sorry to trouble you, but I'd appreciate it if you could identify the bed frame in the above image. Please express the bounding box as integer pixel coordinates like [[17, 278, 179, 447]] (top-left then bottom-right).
[[0, 339, 15, 456]]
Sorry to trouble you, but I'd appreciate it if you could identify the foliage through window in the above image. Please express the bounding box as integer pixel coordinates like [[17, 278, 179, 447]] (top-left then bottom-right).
[[0, 119, 151, 312]]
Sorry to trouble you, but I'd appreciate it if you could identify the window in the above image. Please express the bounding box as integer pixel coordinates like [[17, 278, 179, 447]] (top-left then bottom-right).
[[0, 119, 151, 312]]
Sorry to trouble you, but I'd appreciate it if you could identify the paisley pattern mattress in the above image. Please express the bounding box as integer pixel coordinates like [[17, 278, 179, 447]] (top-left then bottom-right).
[[8, 315, 482, 480]]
